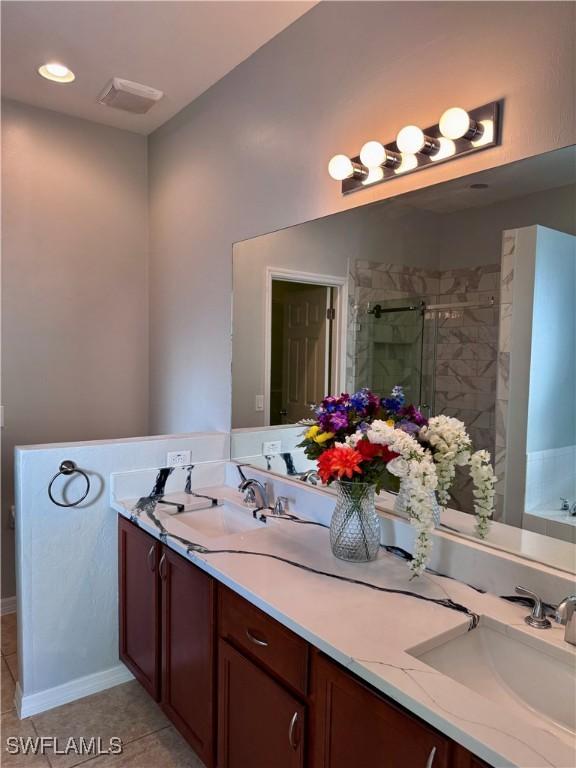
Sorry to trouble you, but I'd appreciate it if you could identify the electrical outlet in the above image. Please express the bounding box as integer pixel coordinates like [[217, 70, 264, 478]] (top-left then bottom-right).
[[262, 440, 282, 455], [255, 395, 264, 412], [167, 450, 192, 467]]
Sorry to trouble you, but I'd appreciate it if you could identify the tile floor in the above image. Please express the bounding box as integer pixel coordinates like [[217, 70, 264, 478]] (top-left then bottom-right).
[[1, 614, 205, 767]]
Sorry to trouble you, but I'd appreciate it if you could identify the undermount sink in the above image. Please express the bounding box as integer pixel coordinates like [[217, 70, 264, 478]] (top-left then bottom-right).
[[167, 500, 265, 539], [409, 619, 576, 745]]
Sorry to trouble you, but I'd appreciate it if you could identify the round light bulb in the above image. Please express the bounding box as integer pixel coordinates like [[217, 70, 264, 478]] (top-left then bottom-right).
[[394, 154, 418, 175], [439, 107, 471, 140], [328, 154, 354, 181], [359, 141, 386, 169], [471, 119, 493, 147], [396, 125, 425, 154], [362, 167, 384, 186], [430, 137, 456, 161], [38, 62, 75, 83]]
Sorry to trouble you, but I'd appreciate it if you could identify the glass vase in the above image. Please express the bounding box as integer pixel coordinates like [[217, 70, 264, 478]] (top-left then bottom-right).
[[330, 481, 380, 562], [394, 479, 441, 528]]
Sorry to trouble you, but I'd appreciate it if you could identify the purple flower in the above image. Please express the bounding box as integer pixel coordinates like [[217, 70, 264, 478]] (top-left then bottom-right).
[[398, 404, 428, 427], [330, 412, 349, 431], [397, 420, 421, 435]]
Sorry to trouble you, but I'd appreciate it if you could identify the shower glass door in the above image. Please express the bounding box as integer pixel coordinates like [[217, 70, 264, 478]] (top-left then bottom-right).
[[354, 300, 427, 405]]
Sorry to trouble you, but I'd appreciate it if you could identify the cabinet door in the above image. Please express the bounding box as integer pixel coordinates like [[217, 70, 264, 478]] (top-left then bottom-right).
[[118, 517, 160, 700], [218, 639, 305, 768], [160, 546, 215, 768], [311, 652, 450, 768]]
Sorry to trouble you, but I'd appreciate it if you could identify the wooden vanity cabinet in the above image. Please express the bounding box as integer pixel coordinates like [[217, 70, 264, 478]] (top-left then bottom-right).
[[119, 517, 493, 768], [118, 515, 161, 700], [118, 518, 215, 767], [310, 650, 451, 768], [218, 639, 306, 768], [217, 586, 308, 768], [160, 545, 215, 767]]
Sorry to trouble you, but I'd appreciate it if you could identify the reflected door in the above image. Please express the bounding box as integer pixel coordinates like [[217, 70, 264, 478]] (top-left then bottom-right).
[[270, 282, 331, 424]]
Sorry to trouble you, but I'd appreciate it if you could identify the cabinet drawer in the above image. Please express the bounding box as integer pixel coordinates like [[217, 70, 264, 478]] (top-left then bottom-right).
[[218, 587, 308, 695]]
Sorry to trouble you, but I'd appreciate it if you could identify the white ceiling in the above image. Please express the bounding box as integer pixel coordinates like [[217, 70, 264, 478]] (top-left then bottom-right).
[[1, 1, 316, 134]]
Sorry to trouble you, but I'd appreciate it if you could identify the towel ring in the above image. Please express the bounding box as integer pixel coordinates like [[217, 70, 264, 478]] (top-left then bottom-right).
[[48, 460, 91, 507]]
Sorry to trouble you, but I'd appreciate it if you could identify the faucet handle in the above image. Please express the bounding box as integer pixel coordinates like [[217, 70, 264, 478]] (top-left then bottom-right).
[[273, 496, 289, 516], [560, 497, 570, 511], [515, 586, 551, 629], [555, 595, 576, 624]]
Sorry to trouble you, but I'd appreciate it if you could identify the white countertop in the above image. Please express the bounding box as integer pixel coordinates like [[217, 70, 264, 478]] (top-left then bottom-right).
[[113, 479, 576, 768]]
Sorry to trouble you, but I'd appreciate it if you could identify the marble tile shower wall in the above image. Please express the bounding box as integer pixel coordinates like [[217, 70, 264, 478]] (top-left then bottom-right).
[[349, 259, 501, 516], [434, 263, 501, 513], [494, 232, 516, 521]]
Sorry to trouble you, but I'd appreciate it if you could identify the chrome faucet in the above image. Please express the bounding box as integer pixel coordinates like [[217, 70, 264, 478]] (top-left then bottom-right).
[[300, 469, 320, 485], [560, 498, 570, 512], [239, 478, 268, 509], [554, 595, 576, 645], [515, 586, 551, 629]]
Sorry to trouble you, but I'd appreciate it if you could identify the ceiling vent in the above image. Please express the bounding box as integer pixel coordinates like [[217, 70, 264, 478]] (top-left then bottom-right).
[[98, 78, 163, 114]]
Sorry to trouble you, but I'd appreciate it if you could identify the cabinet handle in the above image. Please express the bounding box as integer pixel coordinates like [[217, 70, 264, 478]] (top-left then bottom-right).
[[288, 711, 299, 750], [245, 628, 269, 647], [147, 545, 156, 572], [159, 553, 167, 581], [425, 746, 437, 768]]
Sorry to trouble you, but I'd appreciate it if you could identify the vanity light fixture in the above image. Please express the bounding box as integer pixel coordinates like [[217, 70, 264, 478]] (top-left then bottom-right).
[[38, 62, 75, 83], [329, 100, 500, 194]]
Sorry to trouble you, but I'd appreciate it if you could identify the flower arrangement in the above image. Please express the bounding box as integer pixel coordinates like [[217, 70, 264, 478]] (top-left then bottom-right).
[[299, 386, 496, 576]]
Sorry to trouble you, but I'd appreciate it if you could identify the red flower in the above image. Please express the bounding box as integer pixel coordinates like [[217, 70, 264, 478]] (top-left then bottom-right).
[[355, 439, 399, 465], [318, 445, 364, 483]]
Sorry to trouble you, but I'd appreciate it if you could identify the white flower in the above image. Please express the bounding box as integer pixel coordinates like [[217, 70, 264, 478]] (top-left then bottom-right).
[[470, 450, 496, 538], [420, 416, 472, 506], [387, 457, 408, 477]]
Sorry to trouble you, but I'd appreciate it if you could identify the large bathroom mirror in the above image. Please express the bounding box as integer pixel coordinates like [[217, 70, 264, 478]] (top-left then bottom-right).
[[231, 146, 576, 567]]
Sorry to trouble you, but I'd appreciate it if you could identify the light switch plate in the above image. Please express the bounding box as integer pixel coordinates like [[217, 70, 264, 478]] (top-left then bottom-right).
[[255, 395, 264, 412], [262, 440, 282, 455], [167, 450, 192, 467]]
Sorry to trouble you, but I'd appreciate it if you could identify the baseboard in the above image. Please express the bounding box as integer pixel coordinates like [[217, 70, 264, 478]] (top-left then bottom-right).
[[16, 664, 134, 718], [1, 596, 17, 615]]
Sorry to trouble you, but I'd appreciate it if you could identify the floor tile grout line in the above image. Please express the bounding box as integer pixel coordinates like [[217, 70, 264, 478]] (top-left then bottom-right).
[[29, 713, 52, 768], [5, 655, 18, 685], [62, 724, 174, 768]]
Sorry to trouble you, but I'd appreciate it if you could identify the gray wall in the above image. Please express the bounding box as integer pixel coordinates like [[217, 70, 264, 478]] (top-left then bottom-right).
[[438, 185, 576, 269], [148, 1, 576, 436], [2, 100, 149, 597]]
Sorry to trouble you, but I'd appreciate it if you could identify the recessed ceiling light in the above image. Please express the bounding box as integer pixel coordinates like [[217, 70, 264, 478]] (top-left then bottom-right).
[[38, 63, 75, 83]]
